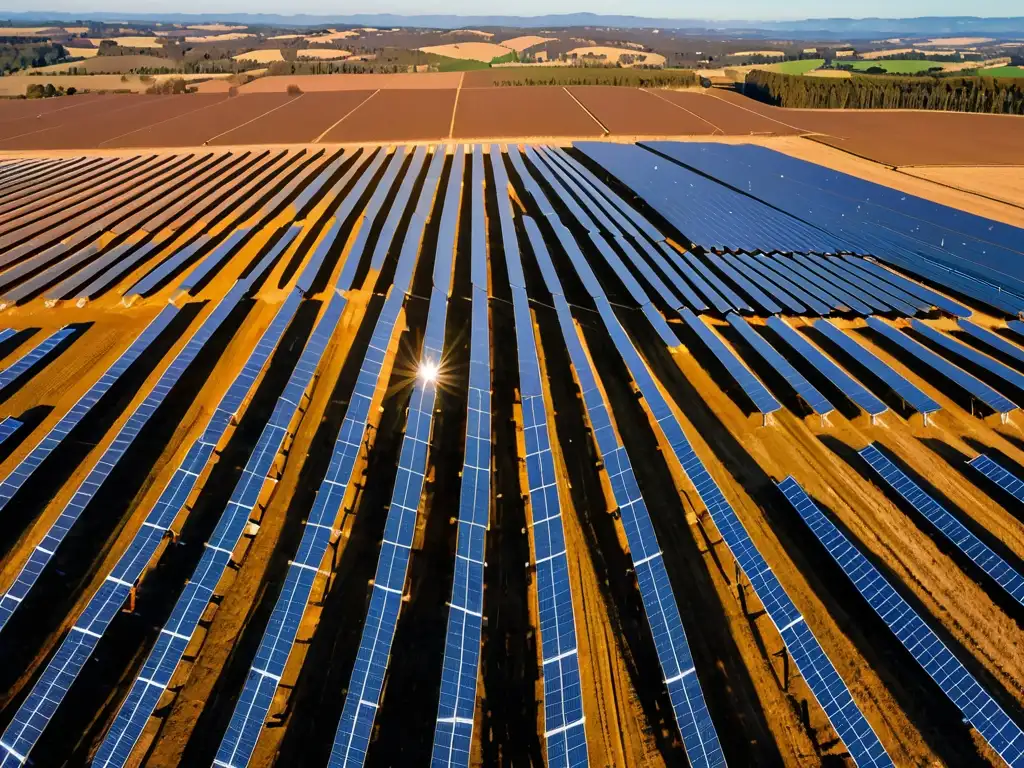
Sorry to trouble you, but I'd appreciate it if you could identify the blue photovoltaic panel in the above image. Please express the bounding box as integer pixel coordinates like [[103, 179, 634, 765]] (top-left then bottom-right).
[[532, 147, 625, 237], [755, 256, 846, 314], [523, 145, 600, 233], [791, 255, 901, 316], [329, 148, 452, 768], [779, 476, 1024, 767], [0, 307, 177, 515], [590, 298, 891, 768], [765, 317, 887, 417], [614, 235, 685, 312], [813, 320, 940, 416], [781, 256, 876, 315], [707, 253, 782, 315], [435, 146, 465, 295], [656, 244, 725, 313], [215, 149, 449, 768], [0, 326, 76, 394], [470, 146, 487, 292], [0, 289, 303, 767], [1008, 320, 1024, 340], [489, 146, 526, 291], [866, 318, 1018, 416], [432, 286, 490, 768], [970, 454, 1024, 504], [0, 287, 245, 636], [726, 253, 811, 315], [126, 236, 209, 297], [911, 320, 1024, 397], [681, 310, 781, 416], [860, 444, 1024, 606], [726, 315, 834, 416], [0, 329, 15, 345], [296, 148, 383, 294], [841, 257, 970, 318], [544, 146, 664, 242], [0, 416, 21, 444], [497, 152, 588, 768], [679, 250, 747, 312], [527, 217, 724, 767], [369, 146, 428, 272], [821, 257, 929, 315], [95, 289, 346, 768], [505, 146, 556, 219], [640, 240, 707, 312], [290, 149, 349, 216], [957, 320, 1024, 368], [175, 227, 253, 293]]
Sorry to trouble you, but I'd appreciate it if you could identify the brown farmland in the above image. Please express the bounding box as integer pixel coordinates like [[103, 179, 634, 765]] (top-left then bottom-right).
[[453, 86, 603, 138], [567, 85, 718, 135], [320, 88, 457, 142], [209, 91, 377, 145]]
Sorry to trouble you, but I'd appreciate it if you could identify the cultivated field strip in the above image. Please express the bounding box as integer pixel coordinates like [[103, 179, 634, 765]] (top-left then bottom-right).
[[1, 142, 1024, 768]]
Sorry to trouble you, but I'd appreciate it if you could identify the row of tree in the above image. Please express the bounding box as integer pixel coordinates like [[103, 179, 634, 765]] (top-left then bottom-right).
[[745, 70, 1024, 114], [488, 67, 699, 88], [0, 42, 66, 74]]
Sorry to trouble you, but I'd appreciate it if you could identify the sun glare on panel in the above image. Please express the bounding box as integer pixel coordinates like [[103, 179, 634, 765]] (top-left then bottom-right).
[[418, 360, 439, 383]]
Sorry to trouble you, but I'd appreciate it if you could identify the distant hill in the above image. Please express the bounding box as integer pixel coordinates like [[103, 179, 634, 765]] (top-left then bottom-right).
[[3, 11, 1024, 38]]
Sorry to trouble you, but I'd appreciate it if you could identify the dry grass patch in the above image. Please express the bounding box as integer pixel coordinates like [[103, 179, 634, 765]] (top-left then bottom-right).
[[500, 35, 557, 52], [731, 50, 785, 57], [185, 32, 254, 43], [567, 45, 667, 66], [232, 49, 284, 63], [304, 30, 359, 43], [920, 37, 993, 46], [297, 48, 350, 60], [419, 42, 512, 61], [65, 47, 100, 59], [187, 24, 247, 31]]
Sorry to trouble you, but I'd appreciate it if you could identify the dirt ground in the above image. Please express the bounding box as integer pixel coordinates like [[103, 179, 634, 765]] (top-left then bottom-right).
[[1, 140, 1024, 768], [453, 87, 605, 139], [900, 165, 1024, 210]]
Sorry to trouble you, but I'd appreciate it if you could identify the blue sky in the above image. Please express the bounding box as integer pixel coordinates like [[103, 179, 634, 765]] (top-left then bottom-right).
[[21, 1, 1024, 18]]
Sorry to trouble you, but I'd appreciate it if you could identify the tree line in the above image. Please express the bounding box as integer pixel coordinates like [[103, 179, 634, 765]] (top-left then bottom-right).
[[487, 67, 699, 88], [745, 70, 1024, 114]]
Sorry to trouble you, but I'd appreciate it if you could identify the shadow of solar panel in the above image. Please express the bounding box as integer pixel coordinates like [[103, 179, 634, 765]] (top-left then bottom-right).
[[682, 310, 780, 416], [0, 288, 304, 766], [860, 444, 1024, 606], [813, 320, 940, 416], [95, 289, 346, 768], [766, 317, 886, 417], [727, 315, 833, 416], [779, 476, 1022, 766], [0, 325, 76, 393], [867, 318, 1017, 416]]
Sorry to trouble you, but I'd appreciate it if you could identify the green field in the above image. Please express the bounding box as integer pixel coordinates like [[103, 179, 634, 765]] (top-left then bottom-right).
[[769, 58, 824, 74], [846, 59, 944, 74], [978, 65, 1024, 77]]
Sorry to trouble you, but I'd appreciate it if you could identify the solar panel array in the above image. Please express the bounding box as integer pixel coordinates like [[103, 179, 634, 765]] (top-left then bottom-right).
[[432, 149, 490, 768], [813, 320, 940, 417], [860, 444, 1024, 606], [329, 146, 453, 768], [214, 148, 449, 768], [910, 320, 1024, 399], [726, 314, 834, 416], [970, 454, 1024, 504], [0, 326, 76, 394], [0, 288, 304, 766], [524, 215, 725, 767], [95, 287, 347, 768], [956, 320, 1024, 368], [866, 318, 1018, 416], [779, 476, 1024, 766], [765, 317, 887, 417], [492, 148, 589, 768], [0, 307, 177, 514]]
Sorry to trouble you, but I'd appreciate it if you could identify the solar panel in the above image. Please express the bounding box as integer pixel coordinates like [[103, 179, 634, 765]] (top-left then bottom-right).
[[707, 253, 782, 315], [841, 257, 970, 318], [866, 318, 1018, 416], [792, 255, 906, 316], [781, 256, 875, 315], [488, 147, 526, 291], [213, 150, 450, 768], [533, 146, 628, 237], [678, 250, 748, 312], [681, 310, 781, 417], [970, 454, 1024, 504], [527, 216, 725, 767], [656, 244, 726, 313], [1008, 320, 1024, 340], [722, 252, 809, 314], [435, 146, 465, 294], [0, 329, 15, 345], [860, 444, 1024, 606], [813, 320, 940, 417], [95, 288, 347, 768], [523, 146, 600, 233], [910, 319, 1024, 399], [726, 315, 834, 416], [765, 318, 887, 417], [505, 146, 556, 218], [0, 326, 76, 394], [614, 235, 685, 311], [639, 240, 707, 312], [542, 146, 664, 242], [956, 320, 1024, 368], [0, 306, 177, 515], [0, 287, 246, 636], [329, 149, 455, 768], [0, 288, 304, 767], [779, 475, 1024, 766], [432, 285, 490, 768], [822, 257, 929, 315], [0, 416, 21, 445], [177, 227, 256, 293], [590, 297, 890, 767], [471, 146, 487, 292], [755, 255, 847, 314], [126, 236, 210, 297]]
